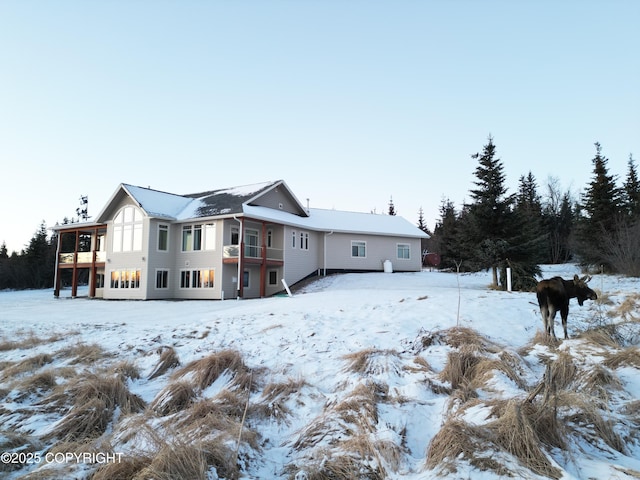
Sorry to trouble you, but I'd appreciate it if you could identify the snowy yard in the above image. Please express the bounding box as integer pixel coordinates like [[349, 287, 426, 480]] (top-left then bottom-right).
[[1, 265, 640, 479]]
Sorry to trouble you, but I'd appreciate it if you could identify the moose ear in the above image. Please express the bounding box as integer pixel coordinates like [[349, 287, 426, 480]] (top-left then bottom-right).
[[573, 274, 579, 283]]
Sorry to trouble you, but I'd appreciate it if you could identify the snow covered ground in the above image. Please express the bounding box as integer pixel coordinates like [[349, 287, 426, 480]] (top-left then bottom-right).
[[1, 265, 639, 479]]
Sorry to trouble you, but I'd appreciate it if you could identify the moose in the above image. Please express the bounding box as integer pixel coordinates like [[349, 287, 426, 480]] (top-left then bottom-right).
[[536, 275, 598, 339]]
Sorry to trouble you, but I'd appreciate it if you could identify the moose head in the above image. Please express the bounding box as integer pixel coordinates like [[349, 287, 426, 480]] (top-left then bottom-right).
[[573, 274, 597, 306]]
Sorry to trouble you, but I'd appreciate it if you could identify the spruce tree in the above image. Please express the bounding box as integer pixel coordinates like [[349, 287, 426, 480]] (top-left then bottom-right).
[[462, 135, 515, 286], [575, 142, 621, 268], [388, 196, 396, 216], [622, 154, 640, 219], [431, 198, 460, 270]]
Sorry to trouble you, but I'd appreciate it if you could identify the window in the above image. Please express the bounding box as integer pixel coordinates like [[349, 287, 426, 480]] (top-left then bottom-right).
[[156, 269, 169, 289], [397, 244, 410, 259], [180, 269, 215, 288], [246, 229, 259, 257], [95, 273, 105, 289], [267, 229, 273, 248], [231, 227, 239, 245], [112, 206, 143, 252], [299, 231, 309, 250], [158, 224, 169, 251], [182, 223, 216, 252], [268, 270, 278, 285], [291, 230, 296, 248], [110, 269, 141, 289], [243, 270, 250, 288], [351, 241, 366, 258]]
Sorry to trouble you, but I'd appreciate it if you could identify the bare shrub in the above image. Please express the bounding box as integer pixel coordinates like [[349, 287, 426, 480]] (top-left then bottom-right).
[[148, 346, 180, 380]]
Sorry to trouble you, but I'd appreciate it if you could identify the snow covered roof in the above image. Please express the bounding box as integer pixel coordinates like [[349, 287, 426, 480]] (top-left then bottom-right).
[[243, 205, 429, 238], [70, 180, 427, 239], [121, 181, 282, 220]]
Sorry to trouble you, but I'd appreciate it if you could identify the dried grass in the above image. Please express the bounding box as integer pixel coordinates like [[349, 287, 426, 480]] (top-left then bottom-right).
[[172, 349, 251, 391], [603, 346, 640, 369], [148, 346, 180, 380], [439, 345, 481, 390], [89, 454, 150, 480], [44, 373, 146, 442], [558, 391, 626, 453], [151, 380, 197, 416], [488, 400, 562, 479], [133, 442, 208, 480], [58, 343, 109, 365], [1, 353, 53, 380], [342, 348, 401, 375], [425, 418, 487, 474]]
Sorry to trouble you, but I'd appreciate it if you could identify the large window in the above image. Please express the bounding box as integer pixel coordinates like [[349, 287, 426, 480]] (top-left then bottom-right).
[[180, 269, 215, 288], [158, 224, 169, 251], [397, 243, 410, 259], [182, 223, 216, 252], [112, 206, 143, 252], [351, 241, 366, 258], [110, 269, 141, 289]]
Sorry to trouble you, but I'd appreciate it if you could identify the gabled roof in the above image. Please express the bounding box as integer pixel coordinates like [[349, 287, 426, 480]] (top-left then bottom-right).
[[96, 180, 302, 222]]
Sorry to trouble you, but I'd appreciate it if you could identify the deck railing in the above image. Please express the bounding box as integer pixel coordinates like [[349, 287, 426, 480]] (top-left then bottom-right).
[[58, 251, 107, 264], [223, 245, 283, 261]]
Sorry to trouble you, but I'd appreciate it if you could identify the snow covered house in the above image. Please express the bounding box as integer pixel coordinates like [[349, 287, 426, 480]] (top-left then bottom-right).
[[52, 180, 428, 300]]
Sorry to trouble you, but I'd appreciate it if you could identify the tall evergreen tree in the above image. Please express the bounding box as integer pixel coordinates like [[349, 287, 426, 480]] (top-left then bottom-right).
[[622, 154, 640, 219], [431, 198, 460, 270], [575, 142, 621, 268], [461, 135, 515, 286], [541, 177, 575, 264]]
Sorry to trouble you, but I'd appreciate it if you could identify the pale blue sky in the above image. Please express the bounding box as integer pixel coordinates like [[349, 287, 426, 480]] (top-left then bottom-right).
[[1, 1, 638, 254]]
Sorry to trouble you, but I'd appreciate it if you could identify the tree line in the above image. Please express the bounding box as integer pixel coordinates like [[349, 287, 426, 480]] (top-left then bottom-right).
[[1, 137, 638, 291], [423, 137, 640, 290]]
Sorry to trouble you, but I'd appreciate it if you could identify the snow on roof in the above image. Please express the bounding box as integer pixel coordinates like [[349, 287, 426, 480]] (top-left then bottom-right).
[[243, 205, 428, 238], [123, 184, 193, 219]]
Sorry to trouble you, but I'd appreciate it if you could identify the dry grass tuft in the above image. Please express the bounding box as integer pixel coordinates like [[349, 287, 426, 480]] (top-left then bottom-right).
[[603, 346, 640, 369], [256, 377, 307, 421], [342, 348, 401, 376], [148, 346, 180, 380], [89, 454, 150, 480], [57, 343, 109, 365], [44, 373, 146, 442], [172, 349, 251, 391], [1, 353, 53, 380], [547, 351, 576, 391], [558, 391, 626, 453], [577, 325, 623, 348], [425, 418, 489, 474], [488, 400, 562, 479], [151, 381, 197, 416], [133, 442, 208, 480], [439, 345, 481, 390]]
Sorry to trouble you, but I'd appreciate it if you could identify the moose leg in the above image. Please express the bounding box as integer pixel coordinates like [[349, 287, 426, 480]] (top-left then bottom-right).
[[560, 304, 569, 339], [540, 304, 550, 336], [547, 306, 558, 339]]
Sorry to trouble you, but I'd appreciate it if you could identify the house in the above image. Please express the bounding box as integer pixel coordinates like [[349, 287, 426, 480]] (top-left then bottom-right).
[[52, 180, 429, 300]]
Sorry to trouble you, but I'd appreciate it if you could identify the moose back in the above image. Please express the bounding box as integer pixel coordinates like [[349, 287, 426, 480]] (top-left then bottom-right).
[[536, 275, 598, 339]]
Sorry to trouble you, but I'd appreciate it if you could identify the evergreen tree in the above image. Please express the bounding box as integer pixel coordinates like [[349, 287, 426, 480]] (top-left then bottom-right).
[[461, 135, 515, 286], [388, 196, 396, 216], [575, 142, 621, 268], [0, 242, 7, 259], [431, 198, 460, 270], [417, 207, 428, 232], [541, 177, 575, 264], [622, 154, 640, 219]]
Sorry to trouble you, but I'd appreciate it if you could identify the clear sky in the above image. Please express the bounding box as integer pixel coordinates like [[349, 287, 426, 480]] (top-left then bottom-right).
[[1, 1, 638, 255]]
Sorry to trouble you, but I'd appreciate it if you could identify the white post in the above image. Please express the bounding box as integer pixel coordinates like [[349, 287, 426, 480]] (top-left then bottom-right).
[[281, 279, 293, 297], [506, 267, 512, 292]]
